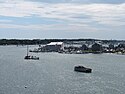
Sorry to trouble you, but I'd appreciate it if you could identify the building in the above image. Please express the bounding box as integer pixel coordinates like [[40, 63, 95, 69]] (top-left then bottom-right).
[[91, 43, 102, 52], [41, 42, 64, 52]]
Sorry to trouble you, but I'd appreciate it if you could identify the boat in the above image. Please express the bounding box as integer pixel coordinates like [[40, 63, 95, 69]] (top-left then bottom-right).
[[24, 55, 39, 60], [74, 65, 92, 73], [24, 45, 39, 60]]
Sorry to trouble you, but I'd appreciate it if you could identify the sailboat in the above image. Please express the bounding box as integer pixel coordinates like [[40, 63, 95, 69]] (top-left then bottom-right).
[[24, 45, 39, 60]]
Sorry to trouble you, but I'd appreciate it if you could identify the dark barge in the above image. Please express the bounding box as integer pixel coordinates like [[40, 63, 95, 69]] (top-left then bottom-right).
[[74, 66, 92, 73]]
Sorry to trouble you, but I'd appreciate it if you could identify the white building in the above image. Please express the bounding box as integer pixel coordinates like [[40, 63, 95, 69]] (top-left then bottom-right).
[[42, 42, 64, 52]]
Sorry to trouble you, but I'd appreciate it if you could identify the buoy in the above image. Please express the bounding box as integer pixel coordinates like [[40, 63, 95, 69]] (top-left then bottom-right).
[[25, 86, 27, 88]]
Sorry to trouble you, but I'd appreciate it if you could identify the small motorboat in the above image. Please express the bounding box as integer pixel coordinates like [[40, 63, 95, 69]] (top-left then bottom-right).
[[74, 65, 92, 73]]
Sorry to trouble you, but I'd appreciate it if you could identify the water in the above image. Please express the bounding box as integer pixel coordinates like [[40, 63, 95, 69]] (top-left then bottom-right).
[[0, 45, 125, 94]]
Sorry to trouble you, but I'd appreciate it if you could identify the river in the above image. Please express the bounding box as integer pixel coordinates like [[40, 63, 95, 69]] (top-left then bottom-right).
[[0, 45, 125, 94]]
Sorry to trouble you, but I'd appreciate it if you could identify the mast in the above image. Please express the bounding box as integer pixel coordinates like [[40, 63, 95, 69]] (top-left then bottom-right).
[[27, 45, 29, 56]]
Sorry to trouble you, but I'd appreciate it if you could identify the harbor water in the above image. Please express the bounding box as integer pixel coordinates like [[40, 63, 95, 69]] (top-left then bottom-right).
[[0, 45, 125, 94]]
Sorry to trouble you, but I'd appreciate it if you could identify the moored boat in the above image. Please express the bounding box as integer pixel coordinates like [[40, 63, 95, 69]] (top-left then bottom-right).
[[24, 45, 39, 60], [24, 55, 39, 60], [74, 66, 92, 73]]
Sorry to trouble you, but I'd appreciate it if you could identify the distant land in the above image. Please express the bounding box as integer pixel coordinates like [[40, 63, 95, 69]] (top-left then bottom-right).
[[0, 39, 125, 45]]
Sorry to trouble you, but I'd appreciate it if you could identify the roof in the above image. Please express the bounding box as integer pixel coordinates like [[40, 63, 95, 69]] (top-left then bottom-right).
[[47, 42, 63, 46]]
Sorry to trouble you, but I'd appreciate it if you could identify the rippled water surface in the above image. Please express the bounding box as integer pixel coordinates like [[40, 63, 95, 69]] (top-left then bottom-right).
[[0, 45, 125, 94]]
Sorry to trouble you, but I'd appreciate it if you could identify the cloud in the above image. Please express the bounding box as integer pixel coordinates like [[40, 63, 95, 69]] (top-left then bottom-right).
[[0, 23, 98, 33], [0, 19, 12, 23], [0, 0, 125, 31], [27, 0, 125, 4]]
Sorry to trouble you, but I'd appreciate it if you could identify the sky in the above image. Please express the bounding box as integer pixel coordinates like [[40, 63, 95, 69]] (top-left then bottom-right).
[[0, 0, 125, 39]]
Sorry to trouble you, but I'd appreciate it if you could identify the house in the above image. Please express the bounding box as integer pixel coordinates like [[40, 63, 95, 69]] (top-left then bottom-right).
[[80, 44, 88, 50], [91, 43, 102, 52]]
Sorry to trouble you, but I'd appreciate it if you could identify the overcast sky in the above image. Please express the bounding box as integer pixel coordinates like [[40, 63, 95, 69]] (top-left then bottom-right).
[[0, 0, 125, 39]]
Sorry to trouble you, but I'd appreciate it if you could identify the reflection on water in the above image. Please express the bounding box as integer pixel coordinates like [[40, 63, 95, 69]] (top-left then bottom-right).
[[0, 46, 125, 94]]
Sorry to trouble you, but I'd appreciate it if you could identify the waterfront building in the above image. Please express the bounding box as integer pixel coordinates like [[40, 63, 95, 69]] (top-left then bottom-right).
[[41, 42, 64, 52]]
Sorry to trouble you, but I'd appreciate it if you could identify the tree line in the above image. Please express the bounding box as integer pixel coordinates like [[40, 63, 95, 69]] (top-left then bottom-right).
[[0, 39, 124, 45]]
